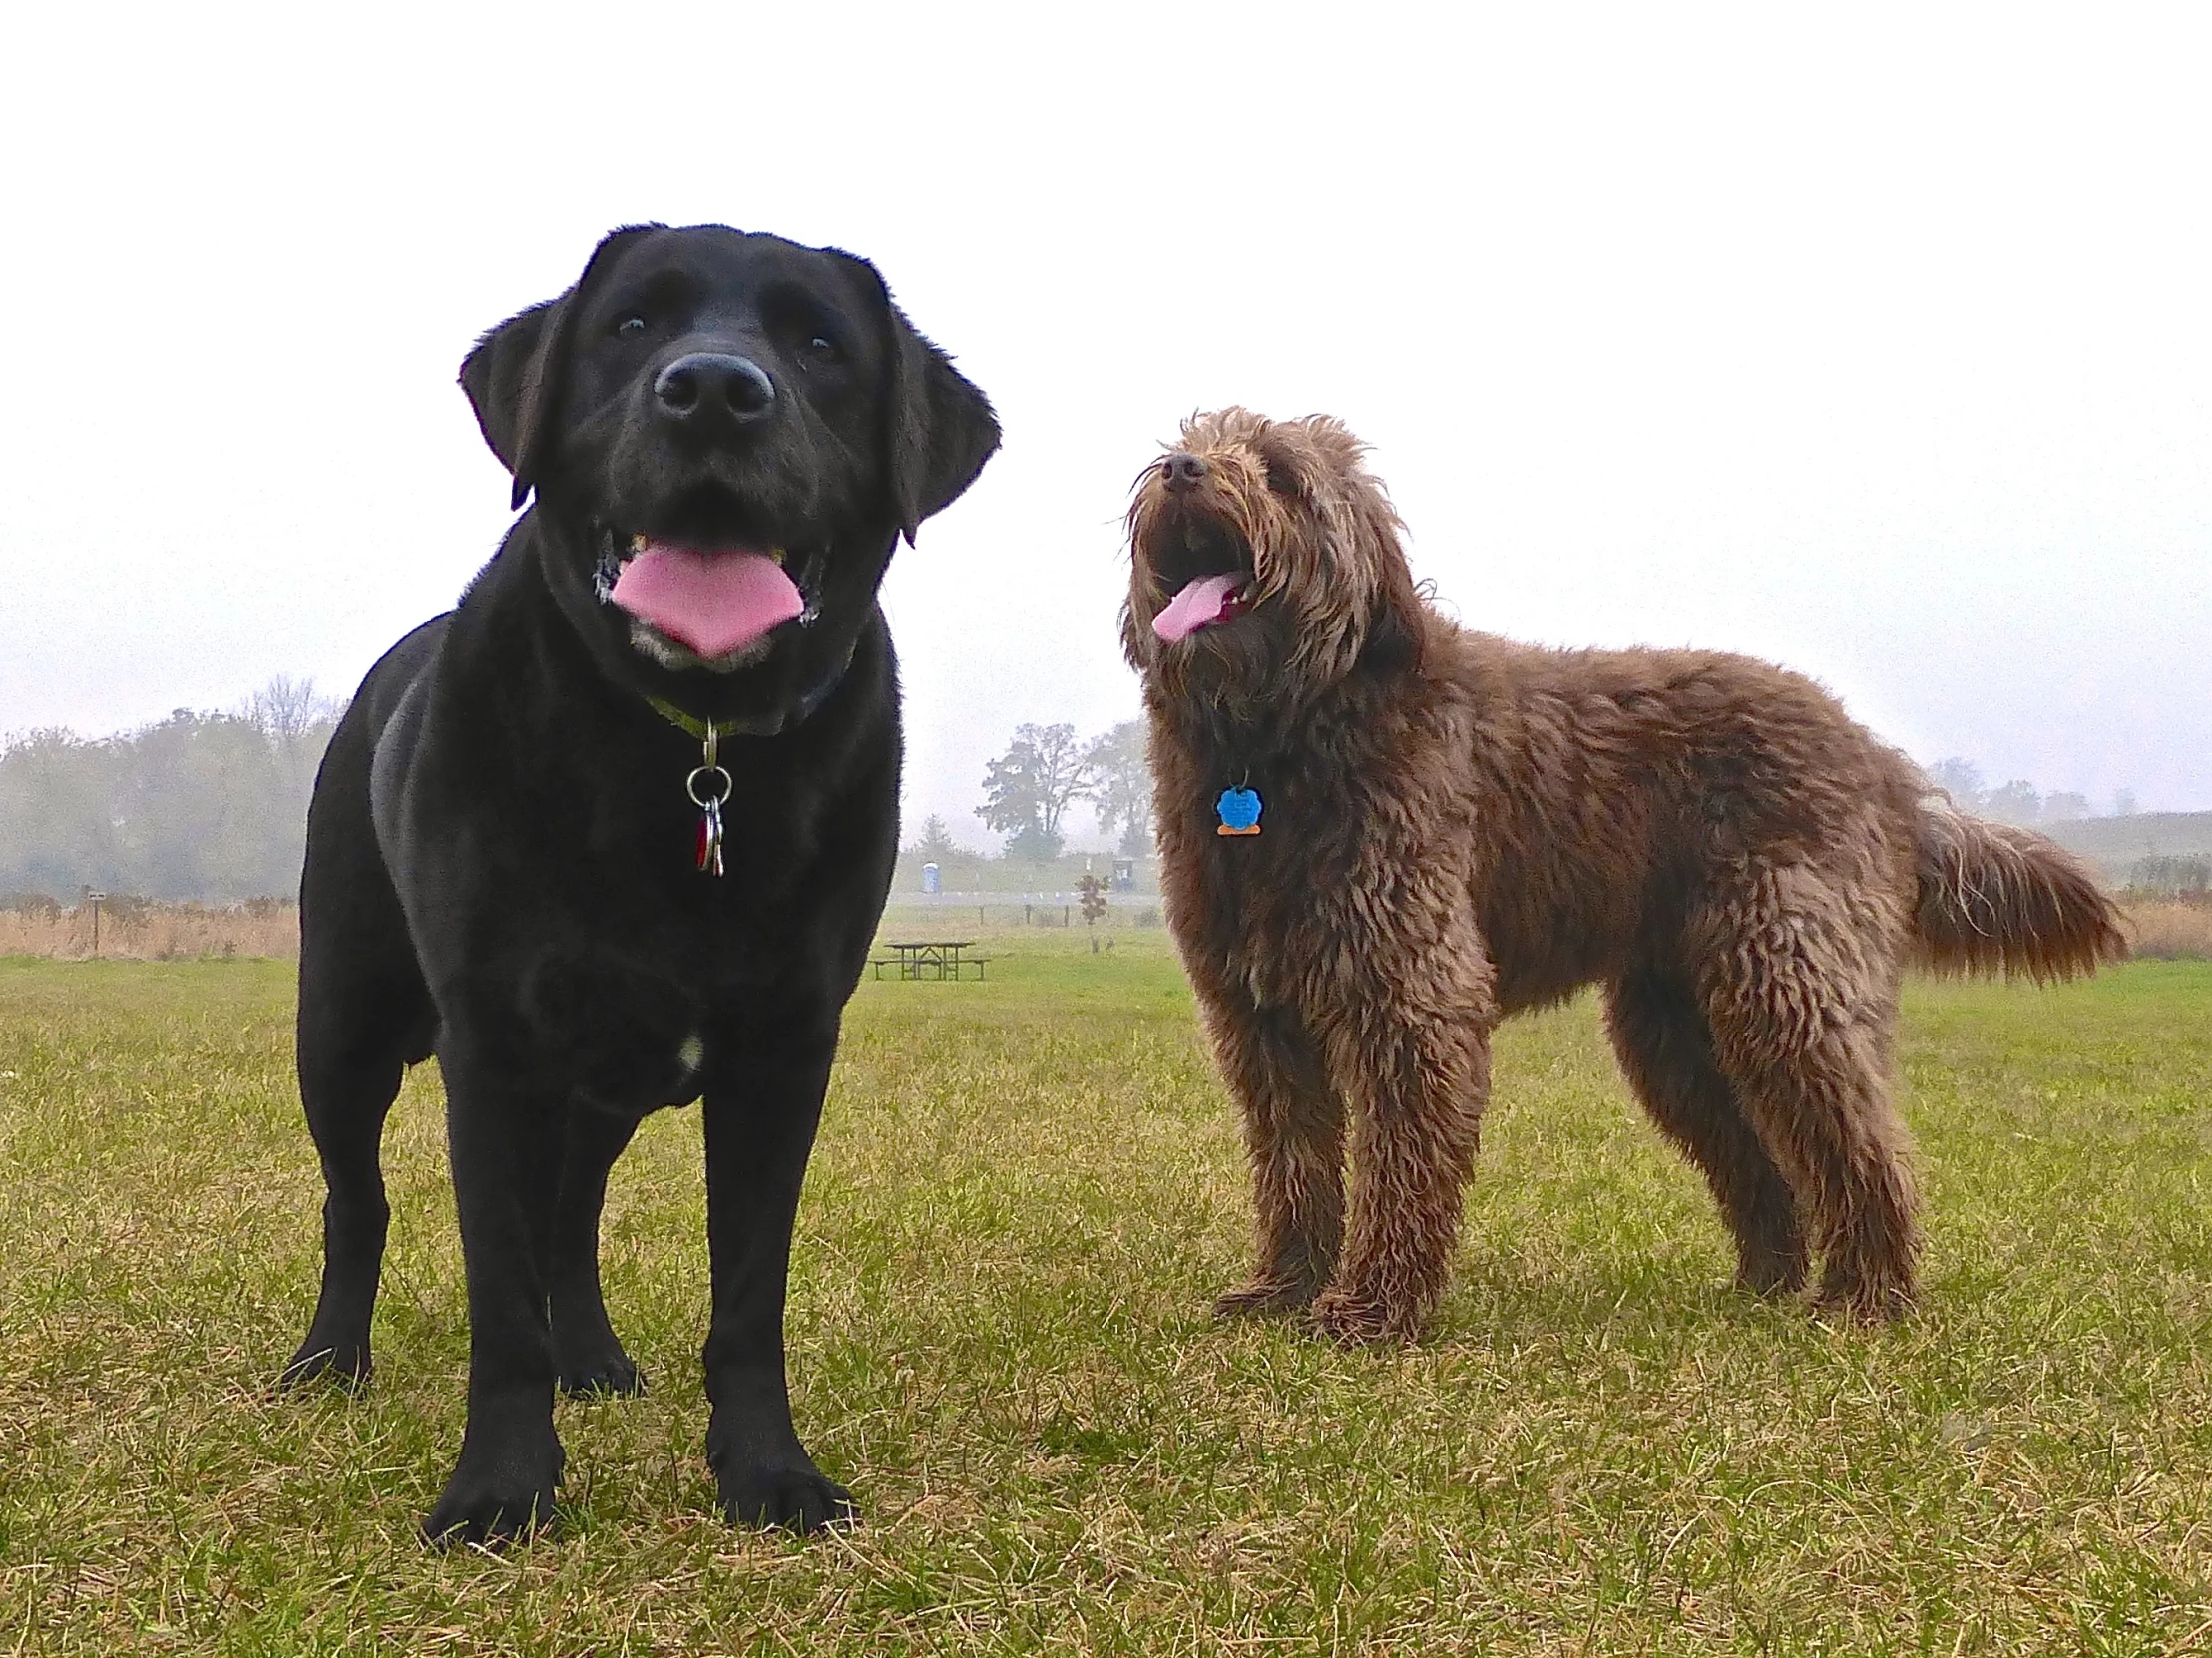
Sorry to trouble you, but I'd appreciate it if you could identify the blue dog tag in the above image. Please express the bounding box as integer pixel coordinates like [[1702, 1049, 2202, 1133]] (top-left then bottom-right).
[[1216, 786, 1263, 837]]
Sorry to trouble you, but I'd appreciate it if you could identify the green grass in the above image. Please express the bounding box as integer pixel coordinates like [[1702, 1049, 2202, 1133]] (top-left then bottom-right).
[[1, 939, 2209, 1654]]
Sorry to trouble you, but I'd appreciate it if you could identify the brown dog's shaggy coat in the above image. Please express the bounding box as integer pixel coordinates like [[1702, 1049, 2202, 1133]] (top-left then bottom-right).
[[1123, 408, 2123, 1344]]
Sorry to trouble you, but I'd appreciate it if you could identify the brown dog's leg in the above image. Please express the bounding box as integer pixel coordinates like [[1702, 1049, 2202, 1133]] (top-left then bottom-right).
[[1199, 995, 1345, 1317], [1304, 963, 1494, 1346], [1604, 963, 1806, 1295], [1694, 873, 1921, 1321]]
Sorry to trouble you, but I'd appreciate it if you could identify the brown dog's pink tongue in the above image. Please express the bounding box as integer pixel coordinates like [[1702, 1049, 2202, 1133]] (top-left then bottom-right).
[[609, 543, 803, 657], [1151, 573, 1244, 642]]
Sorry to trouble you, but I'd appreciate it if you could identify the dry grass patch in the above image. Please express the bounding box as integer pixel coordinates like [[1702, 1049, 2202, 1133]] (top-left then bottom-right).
[[2121, 897, 2212, 961], [0, 899, 299, 962]]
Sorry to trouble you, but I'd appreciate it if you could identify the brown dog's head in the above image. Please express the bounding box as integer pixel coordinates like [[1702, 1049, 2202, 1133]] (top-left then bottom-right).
[[1121, 408, 1422, 711]]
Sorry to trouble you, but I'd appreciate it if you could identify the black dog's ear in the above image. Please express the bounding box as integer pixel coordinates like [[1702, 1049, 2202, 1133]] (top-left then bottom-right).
[[459, 298, 557, 509], [832, 253, 1001, 544], [459, 225, 661, 512]]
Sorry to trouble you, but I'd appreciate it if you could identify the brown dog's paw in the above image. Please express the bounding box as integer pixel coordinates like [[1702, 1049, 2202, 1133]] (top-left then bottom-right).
[[1212, 1279, 1320, 1320], [1812, 1274, 1916, 1326], [1305, 1290, 1417, 1348]]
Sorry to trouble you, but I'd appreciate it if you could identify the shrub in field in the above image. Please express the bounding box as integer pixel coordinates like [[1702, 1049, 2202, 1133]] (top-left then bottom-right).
[[2128, 854, 2212, 896]]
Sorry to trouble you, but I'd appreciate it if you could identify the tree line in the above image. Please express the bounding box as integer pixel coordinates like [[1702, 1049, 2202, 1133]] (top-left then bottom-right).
[[937, 740, 2151, 864], [0, 678, 340, 904], [1923, 758, 2135, 827], [12, 700, 2150, 902]]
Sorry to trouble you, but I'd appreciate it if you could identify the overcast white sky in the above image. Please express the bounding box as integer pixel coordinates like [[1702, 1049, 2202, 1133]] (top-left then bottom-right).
[[3, 3, 2207, 844]]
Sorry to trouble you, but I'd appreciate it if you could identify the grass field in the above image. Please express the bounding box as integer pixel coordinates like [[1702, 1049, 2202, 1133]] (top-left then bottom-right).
[[1, 937, 2208, 1655]]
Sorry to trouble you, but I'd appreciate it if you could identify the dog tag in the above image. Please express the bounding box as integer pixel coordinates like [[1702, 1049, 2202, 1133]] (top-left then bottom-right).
[[686, 723, 733, 877], [695, 799, 725, 876], [1216, 786, 1263, 837]]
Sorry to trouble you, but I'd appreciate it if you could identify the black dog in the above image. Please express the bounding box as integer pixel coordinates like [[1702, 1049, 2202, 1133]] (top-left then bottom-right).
[[281, 224, 998, 1544]]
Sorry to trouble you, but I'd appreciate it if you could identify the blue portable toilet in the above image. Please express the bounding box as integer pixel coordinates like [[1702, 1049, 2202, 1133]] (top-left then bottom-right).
[[921, 862, 941, 895]]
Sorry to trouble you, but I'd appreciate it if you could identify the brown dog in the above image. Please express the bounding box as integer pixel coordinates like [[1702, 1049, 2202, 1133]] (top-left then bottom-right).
[[1123, 407, 2123, 1343]]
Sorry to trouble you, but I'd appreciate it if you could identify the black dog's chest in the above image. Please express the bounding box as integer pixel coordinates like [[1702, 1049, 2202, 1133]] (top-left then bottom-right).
[[511, 943, 717, 1111], [498, 856, 849, 1112], [385, 697, 885, 1114]]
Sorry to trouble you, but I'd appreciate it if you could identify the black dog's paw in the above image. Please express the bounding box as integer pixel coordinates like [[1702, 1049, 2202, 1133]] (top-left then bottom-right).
[[278, 1338, 372, 1392], [558, 1346, 645, 1398], [717, 1460, 857, 1535], [423, 1436, 565, 1548]]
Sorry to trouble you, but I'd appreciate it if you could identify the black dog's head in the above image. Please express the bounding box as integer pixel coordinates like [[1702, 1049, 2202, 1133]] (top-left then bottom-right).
[[462, 224, 999, 731]]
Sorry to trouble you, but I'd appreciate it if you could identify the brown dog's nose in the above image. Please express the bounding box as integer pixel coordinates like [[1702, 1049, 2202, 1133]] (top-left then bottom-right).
[[655, 352, 776, 424], [1162, 452, 1208, 490]]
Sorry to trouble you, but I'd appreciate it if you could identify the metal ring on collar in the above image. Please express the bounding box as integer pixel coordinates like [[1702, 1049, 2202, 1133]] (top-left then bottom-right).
[[686, 765, 733, 809]]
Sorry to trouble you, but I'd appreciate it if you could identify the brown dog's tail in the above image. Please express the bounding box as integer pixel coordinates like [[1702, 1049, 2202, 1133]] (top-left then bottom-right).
[[1912, 799, 2127, 981]]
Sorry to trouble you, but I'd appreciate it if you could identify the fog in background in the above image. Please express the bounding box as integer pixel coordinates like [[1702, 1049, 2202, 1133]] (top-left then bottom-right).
[[3, 4, 2208, 855]]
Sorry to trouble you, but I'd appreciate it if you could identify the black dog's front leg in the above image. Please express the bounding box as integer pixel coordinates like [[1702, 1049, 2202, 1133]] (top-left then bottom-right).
[[425, 1057, 567, 1546], [701, 1013, 854, 1533], [550, 1104, 646, 1396]]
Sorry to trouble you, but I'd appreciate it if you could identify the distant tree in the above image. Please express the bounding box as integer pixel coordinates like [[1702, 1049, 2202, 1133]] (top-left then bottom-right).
[[1926, 757, 1985, 807], [242, 674, 334, 748], [2042, 791, 2091, 822], [1084, 719, 1154, 857], [1982, 780, 2042, 825], [2112, 788, 2139, 818], [242, 674, 341, 801], [0, 729, 125, 897], [910, 814, 961, 862], [977, 722, 1092, 862], [115, 711, 290, 898]]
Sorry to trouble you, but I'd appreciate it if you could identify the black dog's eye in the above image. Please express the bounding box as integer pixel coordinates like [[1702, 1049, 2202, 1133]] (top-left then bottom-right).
[[615, 315, 649, 338], [803, 333, 840, 364]]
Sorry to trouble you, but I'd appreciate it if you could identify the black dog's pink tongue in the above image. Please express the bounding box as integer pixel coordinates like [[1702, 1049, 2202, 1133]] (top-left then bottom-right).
[[609, 543, 802, 657]]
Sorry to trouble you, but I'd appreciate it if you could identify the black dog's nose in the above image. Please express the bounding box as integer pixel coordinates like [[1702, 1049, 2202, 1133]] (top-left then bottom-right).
[[654, 353, 776, 423], [1162, 452, 1209, 489]]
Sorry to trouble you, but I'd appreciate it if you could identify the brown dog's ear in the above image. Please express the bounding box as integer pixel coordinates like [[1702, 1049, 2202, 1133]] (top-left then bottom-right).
[[831, 252, 1001, 544], [1361, 548, 1428, 677], [459, 225, 661, 511]]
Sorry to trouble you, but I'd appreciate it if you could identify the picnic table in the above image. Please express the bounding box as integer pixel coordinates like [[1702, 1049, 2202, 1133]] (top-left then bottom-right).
[[872, 939, 989, 981]]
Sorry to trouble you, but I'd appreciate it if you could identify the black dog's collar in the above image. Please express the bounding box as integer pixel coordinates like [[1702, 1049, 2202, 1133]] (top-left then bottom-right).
[[644, 639, 858, 741]]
